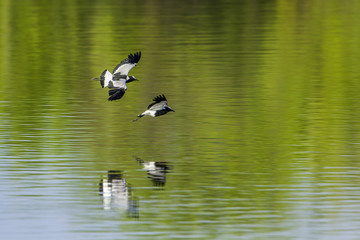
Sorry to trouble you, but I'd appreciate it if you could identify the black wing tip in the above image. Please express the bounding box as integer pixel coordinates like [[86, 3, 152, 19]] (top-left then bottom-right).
[[112, 51, 142, 73], [152, 94, 167, 103], [108, 89, 126, 101], [108, 89, 117, 96], [146, 94, 167, 109], [128, 51, 141, 64]]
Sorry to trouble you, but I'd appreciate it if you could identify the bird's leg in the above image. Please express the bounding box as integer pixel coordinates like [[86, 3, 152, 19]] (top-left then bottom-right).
[[132, 114, 144, 122]]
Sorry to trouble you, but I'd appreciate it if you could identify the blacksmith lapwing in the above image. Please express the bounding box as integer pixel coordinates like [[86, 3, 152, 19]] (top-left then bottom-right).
[[99, 51, 141, 101], [133, 94, 175, 121]]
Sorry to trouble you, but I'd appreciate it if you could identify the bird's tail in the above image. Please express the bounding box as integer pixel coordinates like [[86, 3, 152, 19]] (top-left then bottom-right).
[[132, 114, 144, 122]]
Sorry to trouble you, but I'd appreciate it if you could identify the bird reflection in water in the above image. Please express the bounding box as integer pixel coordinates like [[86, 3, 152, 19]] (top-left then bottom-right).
[[136, 157, 171, 188], [99, 170, 138, 218]]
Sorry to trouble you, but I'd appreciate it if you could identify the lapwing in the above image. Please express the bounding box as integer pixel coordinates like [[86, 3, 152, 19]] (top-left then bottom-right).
[[99, 51, 141, 101], [133, 94, 175, 121]]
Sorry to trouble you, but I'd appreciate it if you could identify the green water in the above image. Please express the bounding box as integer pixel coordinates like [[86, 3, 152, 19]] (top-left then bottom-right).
[[1, 0, 360, 239]]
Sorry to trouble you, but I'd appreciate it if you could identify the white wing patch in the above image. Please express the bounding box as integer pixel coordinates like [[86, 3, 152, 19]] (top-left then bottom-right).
[[101, 70, 113, 88], [109, 79, 127, 90], [112, 52, 141, 75], [113, 63, 137, 76]]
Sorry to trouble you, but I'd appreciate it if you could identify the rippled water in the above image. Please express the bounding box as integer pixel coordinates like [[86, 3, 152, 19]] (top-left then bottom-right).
[[2, 0, 360, 239]]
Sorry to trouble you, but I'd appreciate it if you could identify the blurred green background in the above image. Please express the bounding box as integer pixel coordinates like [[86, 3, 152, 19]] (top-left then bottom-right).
[[1, 0, 360, 239]]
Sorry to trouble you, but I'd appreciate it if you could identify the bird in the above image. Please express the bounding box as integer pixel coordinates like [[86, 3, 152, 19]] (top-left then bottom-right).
[[133, 94, 175, 121], [99, 51, 141, 101]]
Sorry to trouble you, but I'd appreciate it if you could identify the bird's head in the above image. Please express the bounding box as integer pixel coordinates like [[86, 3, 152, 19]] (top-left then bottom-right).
[[126, 76, 139, 83], [167, 107, 175, 112]]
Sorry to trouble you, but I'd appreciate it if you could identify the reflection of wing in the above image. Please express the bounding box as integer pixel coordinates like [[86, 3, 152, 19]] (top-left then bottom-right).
[[113, 52, 141, 75], [100, 69, 112, 88], [147, 94, 168, 110]]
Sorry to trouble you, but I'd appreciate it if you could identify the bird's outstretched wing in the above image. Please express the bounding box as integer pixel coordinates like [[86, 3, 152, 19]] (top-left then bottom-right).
[[147, 94, 168, 110], [108, 88, 126, 101], [100, 69, 112, 88], [113, 52, 141, 75]]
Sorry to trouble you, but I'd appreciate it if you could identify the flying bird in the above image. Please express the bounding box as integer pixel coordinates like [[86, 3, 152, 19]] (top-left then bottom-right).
[[133, 94, 175, 121], [99, 51, 141, 101]]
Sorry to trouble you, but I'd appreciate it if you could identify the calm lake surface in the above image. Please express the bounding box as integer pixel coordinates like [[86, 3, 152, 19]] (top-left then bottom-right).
[[2, 0, 360, 239]]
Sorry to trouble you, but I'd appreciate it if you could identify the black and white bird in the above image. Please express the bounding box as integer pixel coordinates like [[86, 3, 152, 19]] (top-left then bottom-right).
[[99, 51, 141, 101], [133, 94, 175, 121]]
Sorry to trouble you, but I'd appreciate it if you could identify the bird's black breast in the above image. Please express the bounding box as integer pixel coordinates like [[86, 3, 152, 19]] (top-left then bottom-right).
[[155, 108, 172, 117]]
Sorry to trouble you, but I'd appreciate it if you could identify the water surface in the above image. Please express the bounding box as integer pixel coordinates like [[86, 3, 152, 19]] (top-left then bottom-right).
[[1, 0, 360, 239]]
